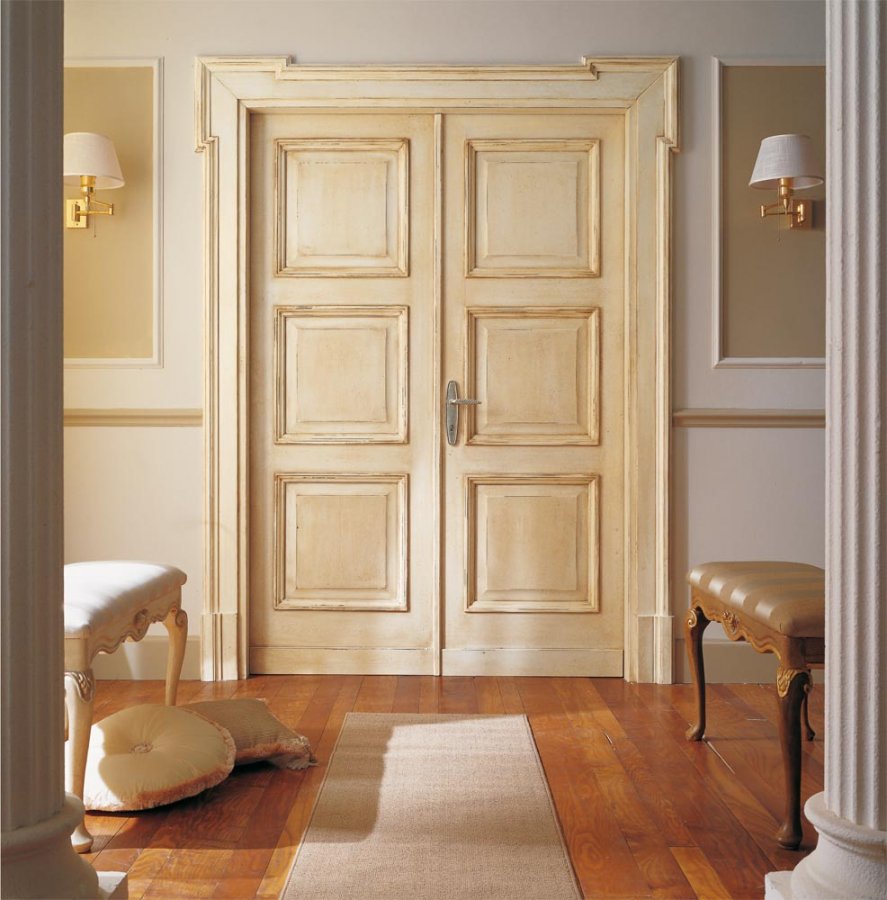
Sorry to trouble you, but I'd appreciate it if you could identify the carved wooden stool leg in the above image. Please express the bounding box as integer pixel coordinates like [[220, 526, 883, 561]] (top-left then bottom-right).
[[775, 665, 810, 850], [801, 679, 815, 741], [163, 605, 188, 706], [685, 606, 710, 741], [64, 668, 95, 853]]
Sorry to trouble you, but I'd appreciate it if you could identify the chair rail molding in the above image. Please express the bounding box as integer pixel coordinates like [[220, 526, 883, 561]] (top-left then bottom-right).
[[63, 407, 202, 427], [195, 55, 679, 683], [673, 408, 825, 428]]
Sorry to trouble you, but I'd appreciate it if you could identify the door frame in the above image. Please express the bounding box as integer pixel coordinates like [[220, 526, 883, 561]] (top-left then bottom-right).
[[195, 55, 679, 683]]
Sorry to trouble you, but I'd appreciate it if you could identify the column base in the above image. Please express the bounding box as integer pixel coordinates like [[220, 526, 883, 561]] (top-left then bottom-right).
[[0, 794, 126, 898], [765, 792, 887, 899]]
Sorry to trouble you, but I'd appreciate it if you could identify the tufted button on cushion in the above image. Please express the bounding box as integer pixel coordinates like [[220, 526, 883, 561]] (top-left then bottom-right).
[[82, 704, 235, 812], [687, 561, 825, 637]]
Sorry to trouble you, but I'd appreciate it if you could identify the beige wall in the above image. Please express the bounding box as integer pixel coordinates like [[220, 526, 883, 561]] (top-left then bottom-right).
[[722, 65, 826, 359], [63, 0, 827, 681], [64, 65, 154, 360]]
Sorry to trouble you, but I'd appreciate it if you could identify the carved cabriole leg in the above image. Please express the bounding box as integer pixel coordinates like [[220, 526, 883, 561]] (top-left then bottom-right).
[[684, 605, 710, 741], [775, 665, 810, 850], [63, 669, 95, 853], [163, 605, 188, 706]]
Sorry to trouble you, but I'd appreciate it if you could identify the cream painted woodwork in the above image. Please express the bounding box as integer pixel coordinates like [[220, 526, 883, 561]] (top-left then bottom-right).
[[196, 57, 678, 682], [443, 114, 624, 675], [252, 110, 624, 676], [249, 113, 436, 674]]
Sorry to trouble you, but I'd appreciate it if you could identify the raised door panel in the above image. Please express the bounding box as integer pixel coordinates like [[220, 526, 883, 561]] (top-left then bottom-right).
[[275, 475, 407, 610], [466, 139, 600, 277], [276, 306, 408, 443], [276, 139, 408, 276], [467, 307, 600, 445], [467, 476, 599, 612]]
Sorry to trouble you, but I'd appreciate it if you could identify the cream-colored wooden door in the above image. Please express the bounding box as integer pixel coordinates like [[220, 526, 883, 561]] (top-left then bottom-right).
[[250, 110, 626, 676], [249, 112, 436, 674], [441, 113, 625, 676]]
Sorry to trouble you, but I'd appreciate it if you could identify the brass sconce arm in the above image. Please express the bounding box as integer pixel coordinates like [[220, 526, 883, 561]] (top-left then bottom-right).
[[759, 177, 811, 229], [66, 174, 115, 229]]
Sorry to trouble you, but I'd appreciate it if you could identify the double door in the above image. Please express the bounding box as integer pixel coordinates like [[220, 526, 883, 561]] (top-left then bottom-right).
[[249, 109, 625, 676]]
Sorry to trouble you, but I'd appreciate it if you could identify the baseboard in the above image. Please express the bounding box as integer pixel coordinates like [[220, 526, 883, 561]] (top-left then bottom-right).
[[250, 646, 435, 675], [93, 635, 201, 681], [673, 637, 779, 683], [94, 637, 776, 683], [441, 648, 623, 677]]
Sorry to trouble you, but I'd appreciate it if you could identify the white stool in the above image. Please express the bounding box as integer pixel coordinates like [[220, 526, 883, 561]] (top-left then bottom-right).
[[64, 561, 188, 852]]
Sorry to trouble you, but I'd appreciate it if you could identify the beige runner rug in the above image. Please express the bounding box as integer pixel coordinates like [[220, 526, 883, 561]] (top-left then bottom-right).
[[282, 713, 581, 900]]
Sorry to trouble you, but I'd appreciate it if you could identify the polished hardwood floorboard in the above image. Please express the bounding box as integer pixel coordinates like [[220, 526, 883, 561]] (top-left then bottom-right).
[[83, 676, 823, 899]]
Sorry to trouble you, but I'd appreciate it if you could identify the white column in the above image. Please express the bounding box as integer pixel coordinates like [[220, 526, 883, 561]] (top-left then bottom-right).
[[0, 2, 123, 896], [766, 0, 887, 897]]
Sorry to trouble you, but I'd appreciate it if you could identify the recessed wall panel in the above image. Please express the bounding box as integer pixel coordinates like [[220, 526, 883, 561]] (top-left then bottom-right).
[[466, 475, 599, 613], [274, 474, 408, 610], [466, 139, 600, 277], [467, 308, 600, 445], [276, 138, 408, 276], [275, 306, 408, 443]]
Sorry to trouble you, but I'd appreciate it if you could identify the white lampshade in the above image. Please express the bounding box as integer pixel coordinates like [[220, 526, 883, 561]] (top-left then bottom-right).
[[63, 132, 125, 189], [749, 134, 823, 191]]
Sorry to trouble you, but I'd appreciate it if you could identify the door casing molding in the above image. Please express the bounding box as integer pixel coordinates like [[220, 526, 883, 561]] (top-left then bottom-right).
[[195, 55, 679, 683]]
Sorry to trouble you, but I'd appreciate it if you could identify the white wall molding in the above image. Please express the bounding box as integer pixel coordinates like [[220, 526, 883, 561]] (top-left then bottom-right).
[[63, 407, 202, 427], [673, 408, 825, 428], [710, 56, 826, 371], [63, 57, 164, 370], [767, 2, 886, 896]]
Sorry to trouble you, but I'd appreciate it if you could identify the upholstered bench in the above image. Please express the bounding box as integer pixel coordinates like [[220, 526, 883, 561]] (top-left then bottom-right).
[[64, 561, 188, 852], [684, 561, 825, 850]]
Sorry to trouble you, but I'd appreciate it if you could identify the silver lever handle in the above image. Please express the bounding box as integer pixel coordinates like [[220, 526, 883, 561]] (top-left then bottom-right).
[[445, 380, 481, 445]]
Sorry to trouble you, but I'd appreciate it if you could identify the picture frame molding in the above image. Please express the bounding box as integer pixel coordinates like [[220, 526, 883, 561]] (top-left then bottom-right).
[[711, 56, 826, 370], [63, 56, 164, 369]]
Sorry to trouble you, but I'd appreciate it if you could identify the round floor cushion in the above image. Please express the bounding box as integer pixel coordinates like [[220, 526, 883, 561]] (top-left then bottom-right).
[[83, 704, 235, 812]]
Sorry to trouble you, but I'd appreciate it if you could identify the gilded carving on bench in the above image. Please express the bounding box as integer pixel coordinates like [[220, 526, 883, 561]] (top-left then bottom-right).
[[721, 609, 740, 634], [776, 665, 809, 698]]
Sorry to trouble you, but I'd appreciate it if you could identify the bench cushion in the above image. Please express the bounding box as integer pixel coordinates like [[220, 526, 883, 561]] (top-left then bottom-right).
[[64, 561, 187, 639], [688, 561, 825, 638]]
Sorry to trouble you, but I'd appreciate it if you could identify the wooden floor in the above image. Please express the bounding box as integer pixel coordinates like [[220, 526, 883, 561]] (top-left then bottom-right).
[[83, 676, 823, 899]]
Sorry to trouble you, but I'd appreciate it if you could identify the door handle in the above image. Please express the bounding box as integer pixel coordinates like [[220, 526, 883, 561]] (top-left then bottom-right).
[[445, 380, 481, 446]]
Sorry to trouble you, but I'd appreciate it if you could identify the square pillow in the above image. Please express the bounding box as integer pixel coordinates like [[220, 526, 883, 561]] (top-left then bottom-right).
[[184, 698, 315, 770]]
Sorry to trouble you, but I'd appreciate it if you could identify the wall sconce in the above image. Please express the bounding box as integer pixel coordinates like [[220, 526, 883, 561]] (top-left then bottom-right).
[[749, 133, 823, 230], [64, 132, 124, 229]]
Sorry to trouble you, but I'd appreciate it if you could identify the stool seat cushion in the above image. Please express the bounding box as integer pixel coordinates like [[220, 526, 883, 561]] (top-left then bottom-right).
[[64, 561, 187, 639], [688, 561, 825, 637], [82, 704, 235, 812]]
